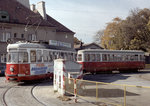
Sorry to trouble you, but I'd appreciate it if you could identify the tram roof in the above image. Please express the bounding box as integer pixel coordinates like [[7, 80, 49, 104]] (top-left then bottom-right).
[[78, 49, 144, 54], [7, 42, 76, 52]]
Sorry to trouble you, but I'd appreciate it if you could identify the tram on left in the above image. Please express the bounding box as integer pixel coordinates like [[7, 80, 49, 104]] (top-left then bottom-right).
[[5, 42, 76, 82]]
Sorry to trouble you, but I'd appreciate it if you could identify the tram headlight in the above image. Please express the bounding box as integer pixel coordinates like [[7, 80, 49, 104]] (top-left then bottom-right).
[[10, 67, 14, 72]]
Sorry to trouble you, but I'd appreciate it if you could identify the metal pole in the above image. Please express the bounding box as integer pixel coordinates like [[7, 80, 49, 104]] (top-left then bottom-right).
[[124, 86, 126, 106], [96, 82, 98, 101]]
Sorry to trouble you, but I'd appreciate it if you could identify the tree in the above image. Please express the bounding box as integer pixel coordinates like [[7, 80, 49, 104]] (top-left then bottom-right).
[[93, 29, 104, 44], [74, 37, 82, 45], [95, 8, 150, 52], [100, 17, 123, 49]]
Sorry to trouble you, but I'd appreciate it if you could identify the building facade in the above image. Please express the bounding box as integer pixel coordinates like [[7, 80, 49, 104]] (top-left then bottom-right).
[[0, 0, 75, 64]]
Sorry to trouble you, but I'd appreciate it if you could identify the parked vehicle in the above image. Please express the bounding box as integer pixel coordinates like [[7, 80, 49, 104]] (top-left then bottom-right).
[[77, 49, 145, 74], [0, 66, 6, 76]]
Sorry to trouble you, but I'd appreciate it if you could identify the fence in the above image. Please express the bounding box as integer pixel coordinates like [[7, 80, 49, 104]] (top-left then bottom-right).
[[65, 77, 150, 106]]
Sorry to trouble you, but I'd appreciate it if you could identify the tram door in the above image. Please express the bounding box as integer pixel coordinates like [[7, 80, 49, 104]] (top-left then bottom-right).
[[18, 51, 30, 75]]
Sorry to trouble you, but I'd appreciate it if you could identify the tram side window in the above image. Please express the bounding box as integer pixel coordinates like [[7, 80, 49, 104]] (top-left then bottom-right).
[[135, 55, 138, 61], [84, 54, 89, 62], [53, 52, 57, 60], [77, 54, 82, 61], [110, 54, 114, 61], [36, 50, 42, 62], [60, 52, 64, 59], [90, 54, 95, 62], [30, 50, 36, 62], [43, 50, 49, 62], [125, 55, 130, 61], [56, 52, 60, 59], [18, 52, 28, 63], [122, 55, 126, 61], [107, 54, 110, 61], [71, 53, 73, 61], [102, 54, 107, 61], [130, 55, 134, 61], [140, 55, 145, 61], [96, 54, 101, 62], [49, 52, 53, 62], [84, 54, 88, 62], [117, 54, 122, 61], [68, 53, 71, 60], [64, 53, 67, 60]]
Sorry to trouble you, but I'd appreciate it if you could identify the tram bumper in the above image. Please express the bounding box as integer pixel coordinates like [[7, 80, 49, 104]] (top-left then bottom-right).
[[6, 74, 18, 77], [5, 74, 18, 81]]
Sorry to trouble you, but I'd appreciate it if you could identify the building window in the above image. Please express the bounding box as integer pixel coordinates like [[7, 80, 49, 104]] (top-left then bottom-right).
[[0, 11, 9, 22], [28, 34, 36, 41], [1, 54, 6, 63], [14, 33, 17, 38], [21, 34, 24, 38], [2, 32, 11, 42]]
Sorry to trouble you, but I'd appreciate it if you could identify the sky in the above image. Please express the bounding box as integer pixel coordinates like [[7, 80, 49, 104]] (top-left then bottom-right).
[[30, 0, 150, 43]]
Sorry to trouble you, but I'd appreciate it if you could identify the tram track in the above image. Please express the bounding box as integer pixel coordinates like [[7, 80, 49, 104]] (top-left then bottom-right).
[[1, 80, 49, 106], [31, 82, 47, 106], [2, 83, 17, 106]]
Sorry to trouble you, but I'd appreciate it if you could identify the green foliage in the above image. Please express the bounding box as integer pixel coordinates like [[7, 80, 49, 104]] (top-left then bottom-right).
[[96, 8, 150, 52]]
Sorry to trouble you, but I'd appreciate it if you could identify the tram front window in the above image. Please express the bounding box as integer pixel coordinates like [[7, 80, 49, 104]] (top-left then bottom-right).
[[18, 52, 28, 63], [8, 53, 18, 63], [77, 54, 82, 61], [8, 52, 28, 63]]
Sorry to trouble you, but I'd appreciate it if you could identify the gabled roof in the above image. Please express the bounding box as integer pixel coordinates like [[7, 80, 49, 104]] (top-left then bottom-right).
[[0, 0, 74, 33], [74, 43, 103, 51]]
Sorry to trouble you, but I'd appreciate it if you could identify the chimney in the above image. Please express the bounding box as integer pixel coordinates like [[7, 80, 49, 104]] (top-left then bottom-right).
[[30, 4, 36, 11], [37, 1, 47, 20], [80, 41, 83, 49], [16, 0, 30, 9]]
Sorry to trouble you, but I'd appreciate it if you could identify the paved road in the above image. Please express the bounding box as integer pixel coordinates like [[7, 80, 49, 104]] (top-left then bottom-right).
[[83, 70, 150, 106], [0, 70, 150, 106], [0, 77, 97, 106], [83, 70, 150, 86]]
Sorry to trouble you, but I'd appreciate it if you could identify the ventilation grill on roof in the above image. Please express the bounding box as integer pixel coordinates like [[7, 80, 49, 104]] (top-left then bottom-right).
[[0, 11, 9, 22]]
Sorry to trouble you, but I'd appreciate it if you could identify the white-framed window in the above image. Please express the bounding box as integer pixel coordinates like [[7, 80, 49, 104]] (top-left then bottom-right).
[[43, 50, 49, 62], [36, 50, 42, 62], [2, 32, 11, 42], [30, 50, 36, 63], [28, 34, 37, 41], [1, 54, 7, 63]]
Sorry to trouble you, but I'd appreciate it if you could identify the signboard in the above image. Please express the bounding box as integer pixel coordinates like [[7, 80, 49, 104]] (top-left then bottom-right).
[[49, 40, 71, 48], [30, 63, 54, 75]]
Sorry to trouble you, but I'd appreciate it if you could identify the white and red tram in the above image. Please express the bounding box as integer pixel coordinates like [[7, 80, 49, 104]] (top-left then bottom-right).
[[5, 42, 76, 82], [77, 49, 145, 73]]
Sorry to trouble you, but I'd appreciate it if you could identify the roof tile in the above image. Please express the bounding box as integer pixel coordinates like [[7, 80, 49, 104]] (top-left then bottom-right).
[[0, 0, 74, 33]]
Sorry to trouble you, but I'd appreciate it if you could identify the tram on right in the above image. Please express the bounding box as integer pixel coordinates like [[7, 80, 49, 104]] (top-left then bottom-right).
[[77, 49, 145, 74]]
